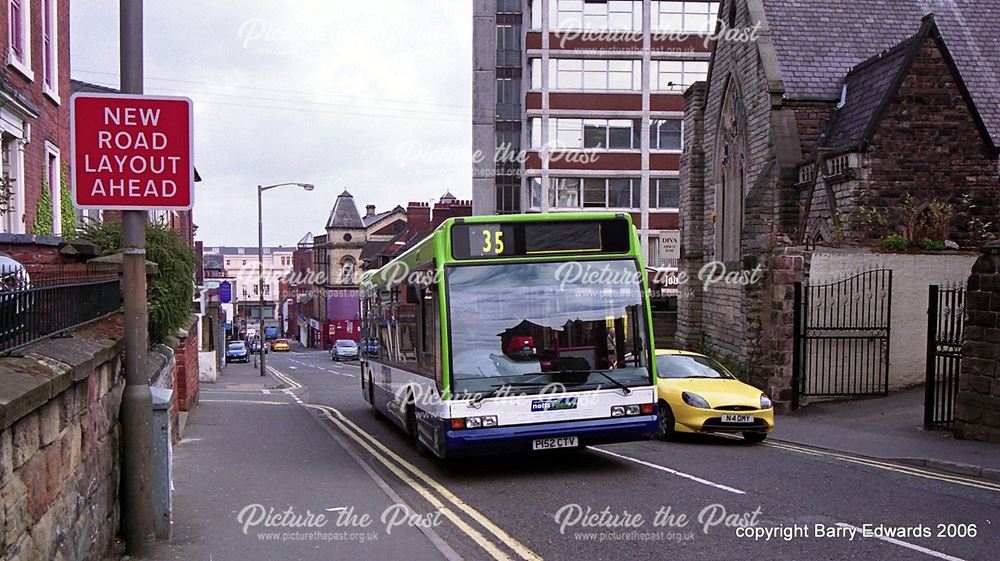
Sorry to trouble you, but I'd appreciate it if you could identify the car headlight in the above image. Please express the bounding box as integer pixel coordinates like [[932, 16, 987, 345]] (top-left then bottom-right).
[[760, 394, 773, 409], [682, 391, 710, 409]]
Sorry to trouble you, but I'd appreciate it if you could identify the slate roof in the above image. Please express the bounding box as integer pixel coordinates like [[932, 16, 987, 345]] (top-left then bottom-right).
[[362, 205, 405, 228], [762, 0, 1000, 142], [202, 253, 224, 271], [819, 33, 922, 151], [326, 190, 363, 229]]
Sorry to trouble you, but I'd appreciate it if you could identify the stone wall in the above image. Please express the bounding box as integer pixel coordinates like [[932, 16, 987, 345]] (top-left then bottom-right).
[[954, 242, 1000, 443], [0, 316, 125, 561], [863, 36, 1000, 248]]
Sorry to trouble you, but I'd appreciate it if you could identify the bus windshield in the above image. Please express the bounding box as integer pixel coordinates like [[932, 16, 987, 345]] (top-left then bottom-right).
[[446, 259, 650, 395]]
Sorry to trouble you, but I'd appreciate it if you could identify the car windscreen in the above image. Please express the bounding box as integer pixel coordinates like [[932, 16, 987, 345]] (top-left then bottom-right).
[[656, 354, 734, 379], [227, 343, 245, 350], [336, 340, 357, 347]]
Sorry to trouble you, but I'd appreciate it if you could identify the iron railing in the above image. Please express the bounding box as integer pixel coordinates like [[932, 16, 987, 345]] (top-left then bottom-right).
[[0, 266, 122, 355], [793, 269, 893, 408], [924, 284, 965, 429]]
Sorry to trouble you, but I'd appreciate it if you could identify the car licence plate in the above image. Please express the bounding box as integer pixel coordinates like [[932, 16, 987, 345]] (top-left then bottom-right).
[[532, 436, 578, 450], [721, 415, 754, 423]]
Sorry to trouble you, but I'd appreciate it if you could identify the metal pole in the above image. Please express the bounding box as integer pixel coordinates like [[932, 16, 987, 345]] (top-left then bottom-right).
[[924, 285, 939, 430], [119, 0, 155, 555], [258, 185, 266, 376]]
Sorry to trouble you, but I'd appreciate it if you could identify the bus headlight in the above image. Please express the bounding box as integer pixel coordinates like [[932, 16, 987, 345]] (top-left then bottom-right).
[[611, 406, 625, 417], [459, 415, 498, 429], [611, 404, 653, 417], [626, 404, 641, 416]]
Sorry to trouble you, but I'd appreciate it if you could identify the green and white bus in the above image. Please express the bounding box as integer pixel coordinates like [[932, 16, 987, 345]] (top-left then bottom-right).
[[359, 212, 658, 457]]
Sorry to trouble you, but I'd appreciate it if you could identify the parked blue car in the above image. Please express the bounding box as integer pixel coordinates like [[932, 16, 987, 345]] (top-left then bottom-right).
[[226, 341, 249, 363]]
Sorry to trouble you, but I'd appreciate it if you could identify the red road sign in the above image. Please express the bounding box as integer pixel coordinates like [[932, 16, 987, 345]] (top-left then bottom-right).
[[71, 93, 194, 210]]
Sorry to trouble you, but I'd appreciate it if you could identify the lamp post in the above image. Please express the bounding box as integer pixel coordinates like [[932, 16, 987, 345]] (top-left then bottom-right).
[[258, 182, 314, 377]]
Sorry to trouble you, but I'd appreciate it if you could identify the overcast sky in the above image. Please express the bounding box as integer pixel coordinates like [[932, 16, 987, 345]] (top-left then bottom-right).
[[71, 1, 472, 247]]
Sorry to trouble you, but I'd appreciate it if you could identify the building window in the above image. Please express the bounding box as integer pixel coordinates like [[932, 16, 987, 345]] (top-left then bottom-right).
[[651, 60, 709, 91], [41, 0, 59, 100], [650, 178, 680, 208], [650, 119, 683, 150], [7, 0, 32, 80], [340, 257, 356, 284], [652, 1, 720, 33], [496, 23, 521, 66], [539, 0, 643, 31], [45, 143, 60, 235], [531, 118, 640, 150], [534, 177, 641, 210], [496, 77, 521, 119], [537, 58, 642, 91]]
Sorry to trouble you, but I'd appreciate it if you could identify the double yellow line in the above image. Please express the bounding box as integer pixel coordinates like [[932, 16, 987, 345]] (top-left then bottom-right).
[[305, 403, 543, 561], [269, 365, 541, 559], [763, 440, 1000, 493]]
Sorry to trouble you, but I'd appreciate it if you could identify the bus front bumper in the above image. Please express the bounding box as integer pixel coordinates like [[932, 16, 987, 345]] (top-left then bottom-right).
[[440, 415, 658, 457]]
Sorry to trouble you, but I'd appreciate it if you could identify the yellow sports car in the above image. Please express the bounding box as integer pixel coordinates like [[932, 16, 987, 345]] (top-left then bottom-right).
[[654, 350, 773, 443], [270, 339, 290, 352]]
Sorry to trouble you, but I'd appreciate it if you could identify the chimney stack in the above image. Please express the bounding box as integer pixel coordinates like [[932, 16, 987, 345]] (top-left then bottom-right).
[[366, 204, 376, 217]]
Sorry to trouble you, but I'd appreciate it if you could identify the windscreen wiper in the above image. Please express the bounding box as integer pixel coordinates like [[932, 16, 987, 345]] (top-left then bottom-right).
[[468, 381, 548, 407], [548, 369, 633, 396]]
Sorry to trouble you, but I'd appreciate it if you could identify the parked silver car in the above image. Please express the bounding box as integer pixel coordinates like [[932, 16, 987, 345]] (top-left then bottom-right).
[[331, 339, 359, 361]]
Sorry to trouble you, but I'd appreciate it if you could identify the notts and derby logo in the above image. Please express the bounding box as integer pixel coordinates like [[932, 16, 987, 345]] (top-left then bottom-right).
[[531, 397, 578, 412]]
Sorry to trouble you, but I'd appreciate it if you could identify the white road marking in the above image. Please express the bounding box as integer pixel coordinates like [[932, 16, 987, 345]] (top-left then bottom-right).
[[201, 399, 289, 406], [834, 523, 968, 561], [587, 446, 746, 495]]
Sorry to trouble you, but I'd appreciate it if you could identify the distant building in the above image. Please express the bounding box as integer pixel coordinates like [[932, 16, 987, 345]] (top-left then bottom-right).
[[472, 0, 718, 271], [301, 191, 472, 349], [202, 245, 294, 330]]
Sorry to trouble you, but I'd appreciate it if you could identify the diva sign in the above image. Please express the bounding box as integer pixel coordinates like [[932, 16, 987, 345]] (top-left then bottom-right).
[[71, 93, 194, 210]]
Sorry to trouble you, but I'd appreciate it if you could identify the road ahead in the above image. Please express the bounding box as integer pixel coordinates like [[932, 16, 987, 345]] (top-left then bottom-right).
[[258, 349, 999, 561]]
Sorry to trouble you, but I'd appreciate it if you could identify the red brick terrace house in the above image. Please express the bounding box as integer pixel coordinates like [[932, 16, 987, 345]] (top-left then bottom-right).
[[677, 0, 1000, 409], [0, 0, 91, 271]]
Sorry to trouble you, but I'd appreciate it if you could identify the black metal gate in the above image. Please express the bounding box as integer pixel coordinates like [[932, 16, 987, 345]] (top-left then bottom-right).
[[924, 285, 965, 429], [792, 269, 892, 408]]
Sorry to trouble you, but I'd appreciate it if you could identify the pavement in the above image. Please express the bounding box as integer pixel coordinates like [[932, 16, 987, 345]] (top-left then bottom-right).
[[137, 346, 1000, 561], [772, 387, 1000, 480], [142, 352, 458, 561]]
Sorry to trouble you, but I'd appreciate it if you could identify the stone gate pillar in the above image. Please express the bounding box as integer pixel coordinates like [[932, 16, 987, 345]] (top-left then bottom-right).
[[954, 241, 1000, 442]]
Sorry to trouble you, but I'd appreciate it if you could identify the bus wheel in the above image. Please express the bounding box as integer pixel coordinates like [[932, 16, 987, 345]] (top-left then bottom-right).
[[368, 375, 383, 420], [656, 401, 676, 441], [405, 399, 433, 458]]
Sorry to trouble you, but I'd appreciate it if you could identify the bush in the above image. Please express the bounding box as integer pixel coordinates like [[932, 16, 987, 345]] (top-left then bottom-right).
[[81, 220, 197, 344], [883, 234, 909, 252], [916, 238, 946, 251]]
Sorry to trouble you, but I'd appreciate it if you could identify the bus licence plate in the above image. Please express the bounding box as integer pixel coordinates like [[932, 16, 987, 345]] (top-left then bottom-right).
[[532, 436, 578, 450], [721, 415, 754, 423]]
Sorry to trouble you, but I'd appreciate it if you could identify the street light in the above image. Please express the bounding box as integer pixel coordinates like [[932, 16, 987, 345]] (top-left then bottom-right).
[[258, 182, 314, 377]]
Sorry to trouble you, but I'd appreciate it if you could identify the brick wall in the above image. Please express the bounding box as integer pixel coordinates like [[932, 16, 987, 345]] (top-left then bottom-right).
[[863, 36, 1000, 247], [0, 235, 96, 274], [173, 317, 200, 413], [954, 241, 1000, 443], [0, 315, 124, 561]]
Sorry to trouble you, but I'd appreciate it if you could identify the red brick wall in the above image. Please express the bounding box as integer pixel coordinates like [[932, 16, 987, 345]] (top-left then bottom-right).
[[1, 0, 72, 234], [0, 239, 90, 274], [865, 36, 1000, 247], [173, 317, 200, 412]]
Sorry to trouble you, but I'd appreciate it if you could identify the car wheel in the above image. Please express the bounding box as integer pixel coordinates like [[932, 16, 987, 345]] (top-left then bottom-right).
[[742, 432, 767, 444], [656, 401, 676, 441]]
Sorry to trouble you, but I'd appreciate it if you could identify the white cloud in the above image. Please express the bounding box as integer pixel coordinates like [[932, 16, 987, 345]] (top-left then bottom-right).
[[71, 0, 472, 246]]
